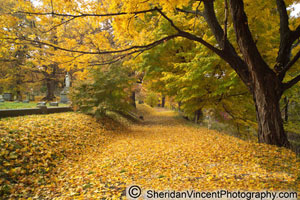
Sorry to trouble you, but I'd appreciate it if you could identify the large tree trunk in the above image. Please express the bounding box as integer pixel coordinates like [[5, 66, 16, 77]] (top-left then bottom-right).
[[283, 97, 289, 122], [161, 95, 165, 108], [227, 0, 290, 147], [178, 101, 181, 111], [16, 90, 22, 101], [194, 109, 203, 124], [130, 91, 136, 108], [43, 78, 56, 101], [252, 79, 289, 147]]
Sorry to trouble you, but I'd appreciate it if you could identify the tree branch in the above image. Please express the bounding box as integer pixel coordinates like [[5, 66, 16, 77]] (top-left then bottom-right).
[[276, 0, 290, 34], [154, 7, 228, 58], [3, 34, 180, 55], [88, 55, 127, 66], [155, 7, 182, 32], [16, 8, 159, 18], [223, 0, 228, 46], [203, 0, 227, 49], [175, 8, 203, 16], [42, 17, 77, 33], [275, 0, 293, 75], [229, 0, 270, 73], [291, 25, 300, 41], [177, 31, 225, 57], [201, 0, 250, 86], [279, 48, 300, 77], [282, 74, 300, 91]]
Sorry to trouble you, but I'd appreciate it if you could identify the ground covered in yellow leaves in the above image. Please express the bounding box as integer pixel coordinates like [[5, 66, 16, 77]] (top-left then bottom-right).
[[0, 105, 299, 199]]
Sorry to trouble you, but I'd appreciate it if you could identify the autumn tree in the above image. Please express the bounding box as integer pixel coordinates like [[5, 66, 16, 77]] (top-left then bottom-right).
[[0, 0, 40, 100], [70, 61, 135, 117], [5, 0, 300, 147]]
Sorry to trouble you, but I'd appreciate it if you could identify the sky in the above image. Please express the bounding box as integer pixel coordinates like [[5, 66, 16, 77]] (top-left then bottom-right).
[[291, 3, 300, 17]]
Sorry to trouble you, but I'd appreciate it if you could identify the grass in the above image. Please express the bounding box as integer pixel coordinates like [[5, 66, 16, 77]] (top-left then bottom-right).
[[0, 101, 69, 110]]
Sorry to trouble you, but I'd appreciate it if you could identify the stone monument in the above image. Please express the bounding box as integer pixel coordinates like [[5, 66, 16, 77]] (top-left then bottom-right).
[[3, 93, 13, 101], [60, 72, 71, 104], [0, 94, 4, 102]]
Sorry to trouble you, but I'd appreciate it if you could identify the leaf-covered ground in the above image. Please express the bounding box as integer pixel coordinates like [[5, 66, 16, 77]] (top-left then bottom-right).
[[0, 105, 299, 199]]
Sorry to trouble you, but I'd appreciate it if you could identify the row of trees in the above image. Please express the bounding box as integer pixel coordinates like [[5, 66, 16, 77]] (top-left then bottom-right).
[[0, 0, 76, 100], [1, 0, 300, 147]]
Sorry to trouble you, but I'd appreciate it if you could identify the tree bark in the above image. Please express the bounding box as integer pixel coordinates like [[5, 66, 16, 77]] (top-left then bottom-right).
[[43, 78, 56, 101], [178, 101, 181, 111], [161, 95, 165, 108], [176, 0, 293, 147], [283, 96, 289, 122], [194, 109, 203, 124], [130, 91, 136, 108], [225, 0, 290, 147], [16, 90, 22, 101], [252, 76, 289, 147]]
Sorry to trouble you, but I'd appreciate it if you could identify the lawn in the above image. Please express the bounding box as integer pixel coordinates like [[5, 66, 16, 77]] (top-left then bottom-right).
[[0, 102, 69, 110]]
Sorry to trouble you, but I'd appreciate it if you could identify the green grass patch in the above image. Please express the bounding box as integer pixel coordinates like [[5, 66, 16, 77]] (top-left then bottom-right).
[[0, 102, 69, 110]]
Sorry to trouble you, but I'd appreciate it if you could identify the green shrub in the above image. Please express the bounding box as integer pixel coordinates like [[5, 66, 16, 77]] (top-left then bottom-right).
[[145, 92, 159, 107], [70, 63, 134, 118]]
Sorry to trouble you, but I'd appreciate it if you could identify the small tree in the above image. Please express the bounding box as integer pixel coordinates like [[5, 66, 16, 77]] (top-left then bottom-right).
[[146, 92, 159, 107], [70, 63, 134, 118]]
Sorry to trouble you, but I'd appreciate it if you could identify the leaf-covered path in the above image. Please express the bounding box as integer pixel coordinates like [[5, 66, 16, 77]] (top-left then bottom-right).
[[0, 106, 299, 199]]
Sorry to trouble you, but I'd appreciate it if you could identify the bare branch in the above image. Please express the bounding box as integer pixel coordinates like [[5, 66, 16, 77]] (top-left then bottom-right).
[[279, 48, 300, 77], [282, 74, 300, 91], [203, 0, 227, 49], [292, 25, 300, 41], [42, 17, 77, 33], [200, 0, 250, 86], [275, 2, 300, 78], [51, 54, 84, 65], [223, 0, 228, 47], [229, 0, 269, 71], [175, 8, 203, 16], [276, 0, 290, 34], [50, 0, 54, 15], [16, 8, 159, 18], [155, 6, 225, 58], [193, 2, 202, 31], [155, 7, 182, 32], [88, 55, 127, 66], [178, 31, 225, 57], [275, 0, 293, 75], [2, 34, 180, 55]]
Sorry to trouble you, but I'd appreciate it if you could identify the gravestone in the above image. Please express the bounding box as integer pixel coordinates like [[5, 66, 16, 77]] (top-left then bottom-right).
[[0, 95, 4, 102], [60, 72, 71, 104], [25, 93, 30, 101], [49, 102, 59, 106], [37, 102, 46, 106], [60, 93, 69, 104], [3, 93, 13, 101], [30, 94, 35, 101]]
